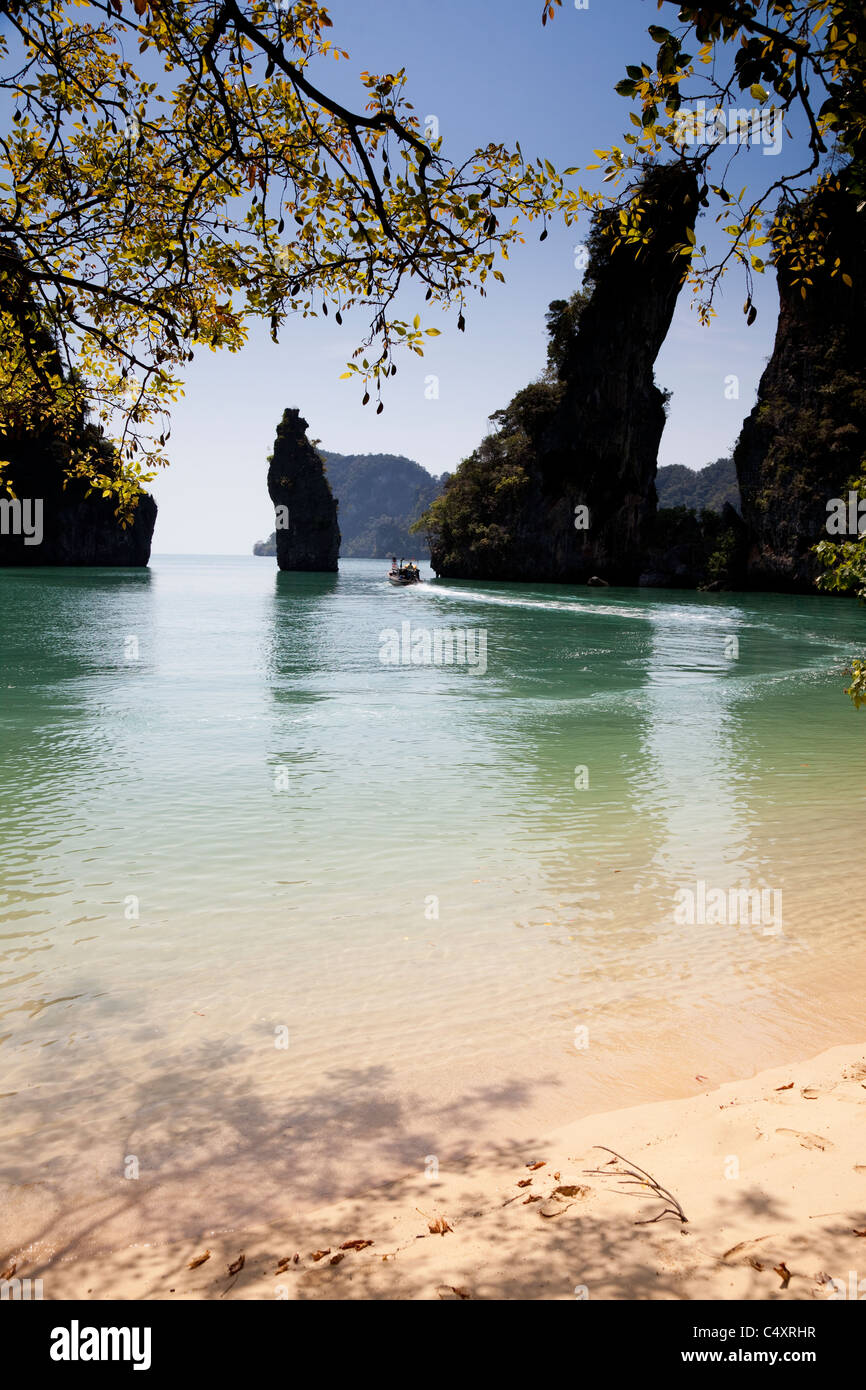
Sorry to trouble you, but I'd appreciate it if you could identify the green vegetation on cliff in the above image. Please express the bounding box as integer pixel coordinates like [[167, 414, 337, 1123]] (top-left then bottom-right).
[[321, 453, 441, 558]]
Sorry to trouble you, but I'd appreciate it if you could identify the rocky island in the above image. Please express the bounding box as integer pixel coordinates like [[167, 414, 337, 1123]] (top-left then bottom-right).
[[0, 413, 156, 566], [266, 408, 340, 571], [255, 450, 441, 559], [0, 260, 156, 566], [418, 163, 700, 585]]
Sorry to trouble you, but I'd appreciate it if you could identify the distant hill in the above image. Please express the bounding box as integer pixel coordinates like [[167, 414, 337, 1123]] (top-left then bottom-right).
[[656, 457, 740, 513], [254, 450, 442, 558]]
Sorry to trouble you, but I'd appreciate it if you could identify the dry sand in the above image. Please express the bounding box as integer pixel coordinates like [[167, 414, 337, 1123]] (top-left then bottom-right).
[[8, 1040, 866, 1301]]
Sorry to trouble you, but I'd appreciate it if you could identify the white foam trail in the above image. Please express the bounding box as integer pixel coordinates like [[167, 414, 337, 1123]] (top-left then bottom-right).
[[420, 583, 743, 627]]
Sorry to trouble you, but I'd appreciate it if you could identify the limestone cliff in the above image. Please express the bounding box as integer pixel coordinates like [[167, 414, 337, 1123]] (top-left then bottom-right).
[[421, 163, 699, 584], [734, 178, 866, 591], [266, 408, 340, 571], [0, 435, 156, 566], [0, 252, 156, 566]]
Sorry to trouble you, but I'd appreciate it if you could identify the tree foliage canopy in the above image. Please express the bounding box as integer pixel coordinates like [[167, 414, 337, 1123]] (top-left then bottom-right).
[[544, 0, 865, 322], [0, 0, 579, 510]]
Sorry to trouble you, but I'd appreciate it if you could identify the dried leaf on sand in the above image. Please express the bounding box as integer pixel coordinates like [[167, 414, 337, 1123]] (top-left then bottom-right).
[[775, 1128, 833, 1151]]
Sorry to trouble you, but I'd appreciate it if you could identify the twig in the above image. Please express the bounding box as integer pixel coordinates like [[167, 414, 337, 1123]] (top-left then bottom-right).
[[584, 1146, 688, 1224]]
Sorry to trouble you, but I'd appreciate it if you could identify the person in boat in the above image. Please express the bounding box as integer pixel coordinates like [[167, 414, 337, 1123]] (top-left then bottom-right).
[[388, 557, 420, 582]]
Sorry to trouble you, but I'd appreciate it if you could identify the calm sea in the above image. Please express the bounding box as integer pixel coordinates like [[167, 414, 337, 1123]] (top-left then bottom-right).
[[1, 556, 865, 1254]]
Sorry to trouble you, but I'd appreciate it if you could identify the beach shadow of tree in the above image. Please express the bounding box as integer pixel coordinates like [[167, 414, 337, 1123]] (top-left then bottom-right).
[[4, 1008, 859, 1304], [1, 1033, 563, 1286], [5, 1046, 843, 1302]]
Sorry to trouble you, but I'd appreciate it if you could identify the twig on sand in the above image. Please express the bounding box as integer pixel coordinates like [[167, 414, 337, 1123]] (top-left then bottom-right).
[[584, 1146, 688, 1225]]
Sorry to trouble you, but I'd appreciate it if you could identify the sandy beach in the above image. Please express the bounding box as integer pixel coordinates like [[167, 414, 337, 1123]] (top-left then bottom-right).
[[10, 1039, 864, 1302]]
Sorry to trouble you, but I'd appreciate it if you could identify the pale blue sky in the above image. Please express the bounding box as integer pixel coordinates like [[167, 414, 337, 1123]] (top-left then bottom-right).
[[152, 0, 797, 552]]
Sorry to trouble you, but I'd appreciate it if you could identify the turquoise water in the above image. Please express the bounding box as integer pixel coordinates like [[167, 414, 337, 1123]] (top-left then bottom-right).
[[2, 557, 865, 1252]]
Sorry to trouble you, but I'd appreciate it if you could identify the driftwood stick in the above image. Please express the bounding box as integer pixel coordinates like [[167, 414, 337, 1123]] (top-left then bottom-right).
[[584, 1146, 688, 1224]]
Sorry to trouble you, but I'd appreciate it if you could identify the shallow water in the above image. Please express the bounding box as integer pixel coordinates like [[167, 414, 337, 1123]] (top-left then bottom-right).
[[1, 557, 865, 1254]]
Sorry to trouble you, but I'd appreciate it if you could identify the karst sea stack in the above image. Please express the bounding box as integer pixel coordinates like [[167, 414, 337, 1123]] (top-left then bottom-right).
[[266, 408, 340, 572]]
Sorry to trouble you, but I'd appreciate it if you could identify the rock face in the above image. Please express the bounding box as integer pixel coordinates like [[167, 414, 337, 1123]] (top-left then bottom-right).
[[255, 450, 441, 558], [734, 178, 866, 591], [266, 408, 340, 571], [639, 501, 749, 590], [0, 250, 157, 566], [0, 430, 156, 567], [423, 163, 698, 584]]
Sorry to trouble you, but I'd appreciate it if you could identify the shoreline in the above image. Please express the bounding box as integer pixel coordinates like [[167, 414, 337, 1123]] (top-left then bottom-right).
[[12, 1038, 866, 1301]]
